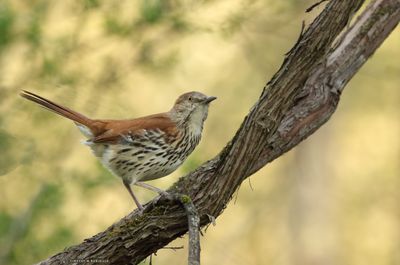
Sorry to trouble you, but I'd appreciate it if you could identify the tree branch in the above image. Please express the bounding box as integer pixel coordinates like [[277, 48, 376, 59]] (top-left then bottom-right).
[[35, 0, 400, 264]]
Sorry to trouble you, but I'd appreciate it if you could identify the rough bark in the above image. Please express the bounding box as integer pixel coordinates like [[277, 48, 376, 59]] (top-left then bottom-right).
[[35, 0, 400, 264]]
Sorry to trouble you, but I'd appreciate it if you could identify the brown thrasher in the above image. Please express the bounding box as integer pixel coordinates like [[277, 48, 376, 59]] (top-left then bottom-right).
[[20, 90, 216, 211]]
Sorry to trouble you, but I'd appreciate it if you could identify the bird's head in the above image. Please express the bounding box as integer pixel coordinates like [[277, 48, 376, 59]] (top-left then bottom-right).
[[170, 91, 216, 129]]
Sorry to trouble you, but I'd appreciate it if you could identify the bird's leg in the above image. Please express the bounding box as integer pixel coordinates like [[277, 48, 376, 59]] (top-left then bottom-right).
[[123, 180, 144, 212], [135, 182, 169, 196]]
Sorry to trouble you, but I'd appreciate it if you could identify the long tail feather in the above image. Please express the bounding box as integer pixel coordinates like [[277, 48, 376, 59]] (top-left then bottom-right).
[[20, 90, 92, 127]]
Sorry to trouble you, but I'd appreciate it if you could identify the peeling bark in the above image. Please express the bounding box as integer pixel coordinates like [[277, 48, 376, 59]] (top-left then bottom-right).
[[35, 0, 400, 264]]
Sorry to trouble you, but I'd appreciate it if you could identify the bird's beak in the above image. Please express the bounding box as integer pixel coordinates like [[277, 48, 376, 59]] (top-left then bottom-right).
[[204, 96, 217, 104]]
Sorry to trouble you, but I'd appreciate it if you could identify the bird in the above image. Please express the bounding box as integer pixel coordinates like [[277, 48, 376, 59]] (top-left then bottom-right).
[[20, 90, 216, 211]]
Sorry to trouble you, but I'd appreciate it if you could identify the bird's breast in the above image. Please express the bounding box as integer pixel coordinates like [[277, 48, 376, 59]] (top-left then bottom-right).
[[86, 128, 201, 183]]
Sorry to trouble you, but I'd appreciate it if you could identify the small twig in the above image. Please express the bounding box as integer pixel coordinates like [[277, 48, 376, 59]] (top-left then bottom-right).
[[178, 195, 201, 265], [157, 194, 200, 265], [147, 193, 200, 264], [162, 246, 184, 251], [206, 214, 216, 226], [306, 0, 329, 13], [204, 214, 216, 233], [248, 178, 254, 191], [233, 183, 242, 204]]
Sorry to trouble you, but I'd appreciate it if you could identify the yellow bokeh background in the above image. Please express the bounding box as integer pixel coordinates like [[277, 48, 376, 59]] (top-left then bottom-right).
[[0, 1, 399, 264]]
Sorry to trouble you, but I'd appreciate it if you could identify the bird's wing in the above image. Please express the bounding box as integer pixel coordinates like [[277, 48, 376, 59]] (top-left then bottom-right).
[[91, 113, 178, 144]]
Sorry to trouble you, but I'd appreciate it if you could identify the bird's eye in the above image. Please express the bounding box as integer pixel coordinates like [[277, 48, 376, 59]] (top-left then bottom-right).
[[188, 97, 192, 101]]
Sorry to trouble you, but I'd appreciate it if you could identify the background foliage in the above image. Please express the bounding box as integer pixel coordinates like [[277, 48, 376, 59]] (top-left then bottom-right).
[[0, 0, 399, 264]]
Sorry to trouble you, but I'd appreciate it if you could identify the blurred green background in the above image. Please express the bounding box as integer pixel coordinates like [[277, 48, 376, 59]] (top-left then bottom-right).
[[0, 0, 399, 264]]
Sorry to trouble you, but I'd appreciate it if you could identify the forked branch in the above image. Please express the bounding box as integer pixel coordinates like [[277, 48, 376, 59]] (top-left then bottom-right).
[[35, 0, 400, 264]]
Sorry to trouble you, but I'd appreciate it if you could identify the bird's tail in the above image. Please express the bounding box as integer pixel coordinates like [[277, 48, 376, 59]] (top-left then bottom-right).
[[20, 90, 93, 128]]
